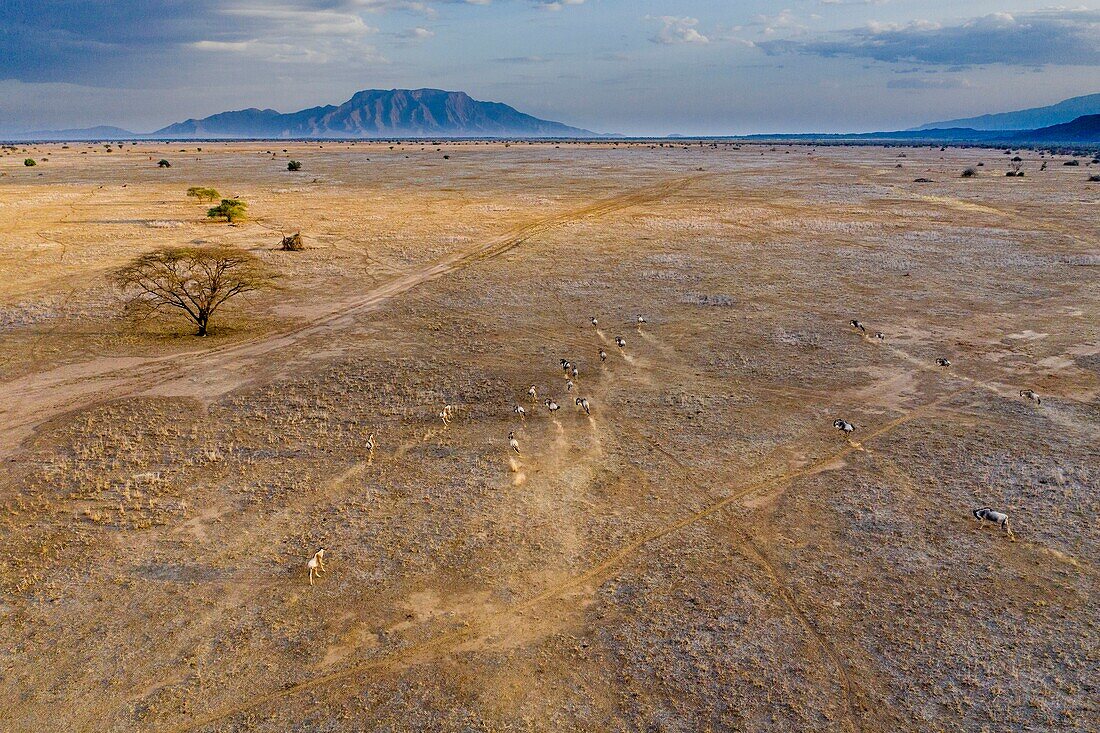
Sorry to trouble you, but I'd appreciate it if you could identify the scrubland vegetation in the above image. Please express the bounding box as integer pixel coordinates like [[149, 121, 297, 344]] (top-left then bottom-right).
[[0, 140, 1096, 733]]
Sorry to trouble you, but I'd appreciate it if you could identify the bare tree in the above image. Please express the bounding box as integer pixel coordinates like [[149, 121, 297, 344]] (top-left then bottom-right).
[[112, 246, 275, 336]]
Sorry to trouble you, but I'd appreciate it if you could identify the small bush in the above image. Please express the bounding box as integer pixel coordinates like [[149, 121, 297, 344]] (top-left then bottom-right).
[[913, 178, 934, 183], [287, 161, 302, 171], [157, 159, 171, 168], [1088, 174, 1100, 183], [280, 232, 304, 251], [961, 167, 977, 178], [24, 158, 36, 167], [1063, 160, 1080, 166]]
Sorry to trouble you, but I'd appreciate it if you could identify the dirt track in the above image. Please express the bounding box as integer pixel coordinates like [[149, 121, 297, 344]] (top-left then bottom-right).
[[0, 141, 1097, 732], [0, 175, 697, 457]]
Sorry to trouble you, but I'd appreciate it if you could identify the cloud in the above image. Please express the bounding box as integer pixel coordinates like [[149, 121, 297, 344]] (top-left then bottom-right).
[[0, 0, 583, 82], [221, 6, 378, 37], [532, 0, 585, 10], [887, 76, 971, 90], [494, 55, 552, 64], [759, 9, 1100, 66], [753, 9, 808, 37], [818, 0, 891, 6], [649, 16, 709, 45], [188, 4, 385, 64], [399, 27, 436, 40]]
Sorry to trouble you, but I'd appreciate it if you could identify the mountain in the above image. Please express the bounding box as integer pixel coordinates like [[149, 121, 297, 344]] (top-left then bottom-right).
[[152, 89, 596, 139], [153, 108, 294, 138], [11, 125, 137, 141], [1018, 114, 1100, 143], [724, 116, 1100, 146], [735, 127, 1003, 143], [915, 93, 1100, 131]]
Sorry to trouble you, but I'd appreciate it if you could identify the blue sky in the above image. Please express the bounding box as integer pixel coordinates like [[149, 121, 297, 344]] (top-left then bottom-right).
[[0, 1, 1097, 134]]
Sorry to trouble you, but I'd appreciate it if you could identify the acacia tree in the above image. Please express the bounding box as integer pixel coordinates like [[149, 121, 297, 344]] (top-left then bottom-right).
[[187, 186, 221, 202], [207, 198, 247, 223], [112, 246, 275, 336]]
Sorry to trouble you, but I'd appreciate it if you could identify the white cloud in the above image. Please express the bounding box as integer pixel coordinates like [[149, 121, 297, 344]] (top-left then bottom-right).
[[401, 27, 436, 40], [760, 8, 1100, 67], [649, 16, 709, 45]]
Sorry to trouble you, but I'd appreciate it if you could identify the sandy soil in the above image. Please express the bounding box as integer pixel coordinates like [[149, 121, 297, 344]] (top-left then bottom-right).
[[0, 140, 1097, 732]]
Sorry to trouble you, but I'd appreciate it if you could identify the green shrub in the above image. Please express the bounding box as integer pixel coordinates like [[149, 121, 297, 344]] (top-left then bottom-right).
[[187, 186, 221, 203], [287, 160, 302, 171], [206, 199, 247, 223], [24, 158, 36, 167]]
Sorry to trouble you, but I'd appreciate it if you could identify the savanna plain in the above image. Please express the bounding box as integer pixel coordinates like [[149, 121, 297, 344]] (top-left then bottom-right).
[[0, 140, 1097, 732]]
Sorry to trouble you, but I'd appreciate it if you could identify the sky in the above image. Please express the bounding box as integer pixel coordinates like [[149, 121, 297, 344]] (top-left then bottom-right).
[[0, 0, 1098, 135]]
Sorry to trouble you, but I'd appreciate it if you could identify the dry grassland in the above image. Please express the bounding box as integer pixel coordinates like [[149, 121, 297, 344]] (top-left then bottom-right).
[[0, 140, 1097, 732]]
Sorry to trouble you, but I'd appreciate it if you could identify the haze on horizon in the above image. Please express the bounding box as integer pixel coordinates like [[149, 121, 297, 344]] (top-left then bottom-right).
[[1, 0, 1098, 137]]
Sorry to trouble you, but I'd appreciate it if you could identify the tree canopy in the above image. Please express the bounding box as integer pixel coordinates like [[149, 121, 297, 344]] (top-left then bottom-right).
[[207, 198, 247, 223], [112, 246, 275, 336], [187, 186, 221, 202]]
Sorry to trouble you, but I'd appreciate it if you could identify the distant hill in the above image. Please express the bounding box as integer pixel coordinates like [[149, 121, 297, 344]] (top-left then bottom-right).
[[152, 88, 596, 139], [13, 125, 137, 141], [1019, 114, 1100, 143], [916, 93, 1100, 131], [724, 115, 1100, 146]]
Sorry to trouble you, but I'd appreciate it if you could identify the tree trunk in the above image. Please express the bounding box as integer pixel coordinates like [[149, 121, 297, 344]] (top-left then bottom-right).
[[196, 315, 208, 337]]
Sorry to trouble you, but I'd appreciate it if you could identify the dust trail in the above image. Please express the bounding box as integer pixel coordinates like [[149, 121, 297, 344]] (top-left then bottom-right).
[[636, 329, 679, 364], [508, 457, 526, 486], [393, 425, 444, 459], [164, 386, 966, 733]]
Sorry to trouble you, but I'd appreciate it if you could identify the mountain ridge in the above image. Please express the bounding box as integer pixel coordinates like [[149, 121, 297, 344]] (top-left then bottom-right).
[[14, 125, 139, 140], [915, 93, 1100, 131], [152, 88, 595, 139], [6, 92, 1099, 143], [1020, 113, 1100, 143]]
